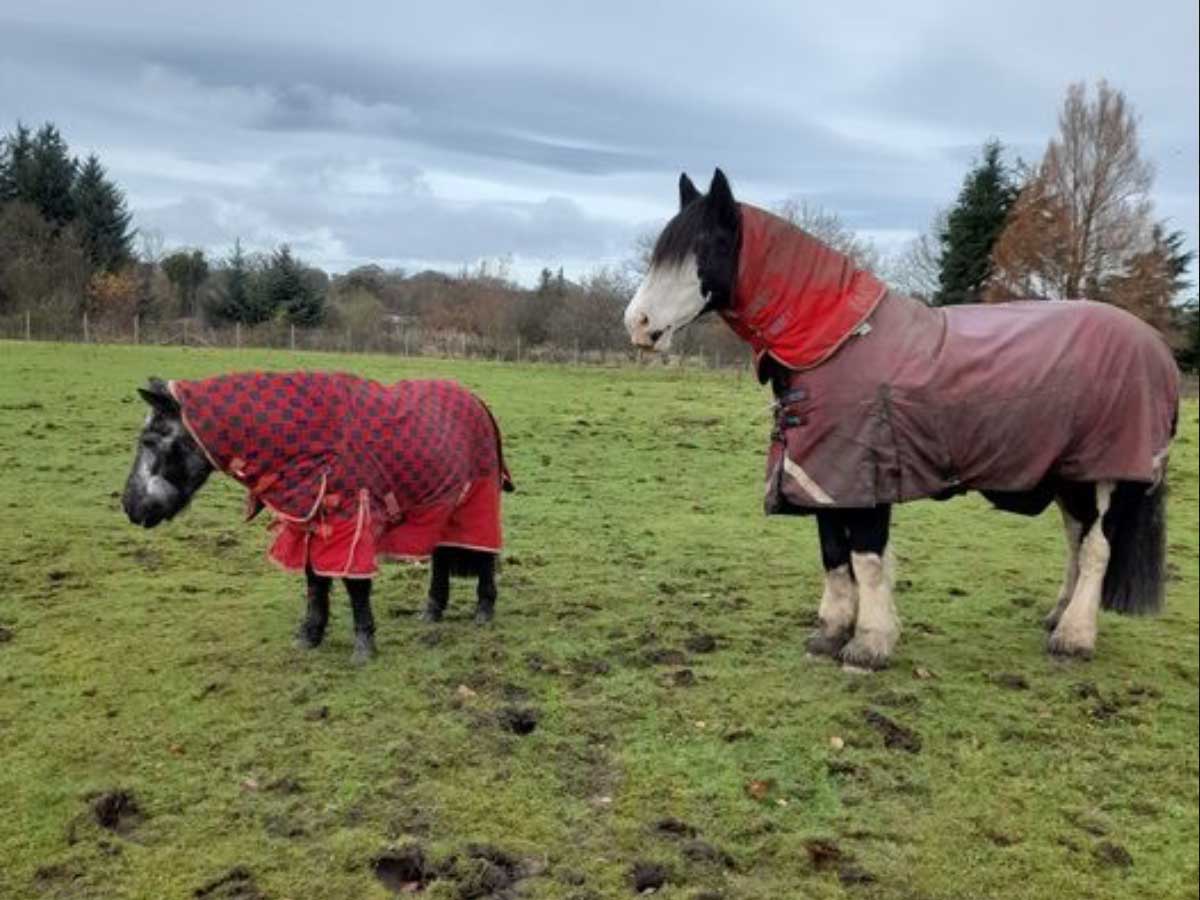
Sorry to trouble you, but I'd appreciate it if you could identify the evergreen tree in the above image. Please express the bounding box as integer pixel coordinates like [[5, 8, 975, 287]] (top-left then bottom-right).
[[0, 123, 34, 203], [935, 140, 1017, 305], [206, 240, 274, 325], [27, 124, 78, 229], [73, 154, 134, 272], [266, 245, 325, 327], [162, 249, 210, 317]]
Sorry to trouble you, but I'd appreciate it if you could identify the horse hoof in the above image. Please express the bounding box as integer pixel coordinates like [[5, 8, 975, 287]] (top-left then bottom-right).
[[419, 606, 444, 623], [805, 629, 849, 658], [1047, 630, 1094, 659], [293, 628, 325, 650], [350, 637, 378, 666], [838, 635, 893, 671], [473, 608, 494, 625]]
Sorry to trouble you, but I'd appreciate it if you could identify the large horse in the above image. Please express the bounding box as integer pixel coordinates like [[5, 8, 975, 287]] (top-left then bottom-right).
[[122, 372, 513, 663], [624, 169, 1179, 669]]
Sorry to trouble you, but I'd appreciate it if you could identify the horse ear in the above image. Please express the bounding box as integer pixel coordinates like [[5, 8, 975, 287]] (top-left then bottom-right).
[[707, 168, 737, 226], [679, 173, 701, 209], [138, 378, 179, 415]]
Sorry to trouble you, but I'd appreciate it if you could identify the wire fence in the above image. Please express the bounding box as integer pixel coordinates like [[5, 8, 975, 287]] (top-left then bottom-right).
[[4, 311, 1194, 396], [0, 310, 754, 373]]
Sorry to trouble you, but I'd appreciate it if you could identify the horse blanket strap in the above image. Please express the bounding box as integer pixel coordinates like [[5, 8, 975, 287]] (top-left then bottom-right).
[[170, 372, 510, 576], [762, 290, 1179, 512]]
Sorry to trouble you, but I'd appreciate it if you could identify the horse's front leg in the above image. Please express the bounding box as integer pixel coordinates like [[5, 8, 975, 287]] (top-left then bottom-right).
[[805, 510, 857, 657], [838, 505, 899, 671], [344, 577, 377, 665], [294, 567, 332, 649]]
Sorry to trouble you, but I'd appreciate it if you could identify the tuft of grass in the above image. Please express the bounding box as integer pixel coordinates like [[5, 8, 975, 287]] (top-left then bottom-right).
[[1, 340, 1196, 899]]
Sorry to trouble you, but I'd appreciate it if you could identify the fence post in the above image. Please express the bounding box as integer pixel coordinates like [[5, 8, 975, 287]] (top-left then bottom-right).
[[182, 319, 188, 346], [82, 311, 90, 343], [290, 324, 296, 351], [516, 336, 521, 362], [25, 310, 31, 341], [133, 314, 139, 345]]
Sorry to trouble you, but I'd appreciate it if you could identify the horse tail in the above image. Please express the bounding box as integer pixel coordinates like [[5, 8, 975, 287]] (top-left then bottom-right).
[[1101, 478, 1167, 615], [477, 397, 514, 492]]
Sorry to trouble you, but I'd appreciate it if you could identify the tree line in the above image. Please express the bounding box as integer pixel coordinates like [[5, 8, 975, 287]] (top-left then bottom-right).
[[1, 79, 1195, 369]]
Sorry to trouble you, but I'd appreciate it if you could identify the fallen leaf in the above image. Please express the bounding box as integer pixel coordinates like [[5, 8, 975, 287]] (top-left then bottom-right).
[[913, 666, 936, 680], [168, 743, 185, 756], [240, 778, 259, 792], [829, 736, 845, 751], [745, 779, 775, 800], [455, 684, 478, 701]]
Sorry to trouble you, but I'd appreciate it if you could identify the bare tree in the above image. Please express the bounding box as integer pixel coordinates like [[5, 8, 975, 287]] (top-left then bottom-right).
[[774, 197, 883, 274], [886, 209, 948, 303], [989, 80, 1155, 301]]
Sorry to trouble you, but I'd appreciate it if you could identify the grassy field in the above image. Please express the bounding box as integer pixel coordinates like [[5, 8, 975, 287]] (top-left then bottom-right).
[[0, 341, 1196, 900]]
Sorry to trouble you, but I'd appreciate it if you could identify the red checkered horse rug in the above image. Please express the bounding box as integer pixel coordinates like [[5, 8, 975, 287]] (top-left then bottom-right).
[[721, 205, 1181, 513], [170, 372, 512, 576]]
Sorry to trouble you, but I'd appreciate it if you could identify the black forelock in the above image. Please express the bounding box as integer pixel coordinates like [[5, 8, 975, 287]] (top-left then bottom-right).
[[650, 201, 709, 269]]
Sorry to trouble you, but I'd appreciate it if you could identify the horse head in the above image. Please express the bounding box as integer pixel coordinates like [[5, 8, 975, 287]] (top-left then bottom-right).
[[122, 377, 213, 527], [624, 168, 740, 351]]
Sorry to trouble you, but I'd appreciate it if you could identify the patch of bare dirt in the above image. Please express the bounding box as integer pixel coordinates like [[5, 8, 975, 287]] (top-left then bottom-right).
[[193, 866, 264, 899], [90, 790, 143, 835], [863, 710, 922, 753]]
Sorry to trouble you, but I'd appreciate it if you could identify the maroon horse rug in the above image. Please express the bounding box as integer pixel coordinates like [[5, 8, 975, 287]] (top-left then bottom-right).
[[722, 205, 1181, 512], [170, 372, 512, 577]]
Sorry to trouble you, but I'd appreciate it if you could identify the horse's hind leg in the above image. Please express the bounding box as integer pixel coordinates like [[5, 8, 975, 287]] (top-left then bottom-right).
[[474, 554, 498, 625], [344, 577, 378, 665], [1045, 498, 1084, 632], [420, 548, 452, 622], [838, 505, 899, 671], [295, 567, 332, 649], [805, 510, 857, 657], [1048, 482, 1113, 658]]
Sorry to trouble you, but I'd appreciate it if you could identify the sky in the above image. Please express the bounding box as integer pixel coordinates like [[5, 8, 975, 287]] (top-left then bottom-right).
[[1, 1, 1197, 285]]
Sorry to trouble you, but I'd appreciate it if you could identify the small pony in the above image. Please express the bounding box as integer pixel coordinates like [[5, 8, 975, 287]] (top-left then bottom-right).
[[122, 371, 514, 664]]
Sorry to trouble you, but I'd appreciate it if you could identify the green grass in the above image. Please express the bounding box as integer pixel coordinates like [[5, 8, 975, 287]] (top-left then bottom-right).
[[1, 340, 1197, 900]]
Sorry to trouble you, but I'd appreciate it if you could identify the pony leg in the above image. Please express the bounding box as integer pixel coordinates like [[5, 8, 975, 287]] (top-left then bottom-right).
[[295, 567, 332, 649], [1045, 499, 1084, 631], [839, 506, 898, 671], [343, 578, 377, 665], [474, 554, 498, 625], [1049, 482, 1113, 658], [806, 511, 857, 657], [420, 548, 452, 622]]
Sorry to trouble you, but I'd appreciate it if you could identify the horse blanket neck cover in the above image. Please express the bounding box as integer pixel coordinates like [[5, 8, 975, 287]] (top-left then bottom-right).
[[721, 204, 888, 374], [725, 209, 1181, 513], [170, 372, 510, 577]]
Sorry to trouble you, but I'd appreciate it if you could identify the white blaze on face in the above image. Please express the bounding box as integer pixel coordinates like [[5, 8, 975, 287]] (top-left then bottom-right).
[[132, 412, 180, 504], [623, 253, 707, 351]]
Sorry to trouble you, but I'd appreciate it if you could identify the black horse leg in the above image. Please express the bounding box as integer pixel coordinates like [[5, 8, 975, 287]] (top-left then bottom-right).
[[295, 567, 332, 649], [421, 548, 452, 622], [343, 577, 377, 664], [806, 510, 856, 657], [473, 554, 498, 624], [838, 505, 898, 670]]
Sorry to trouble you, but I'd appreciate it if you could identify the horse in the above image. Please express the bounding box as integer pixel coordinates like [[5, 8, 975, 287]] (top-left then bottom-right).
[[623, 168, 1179, 670], [122, 372, 514, 664]]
